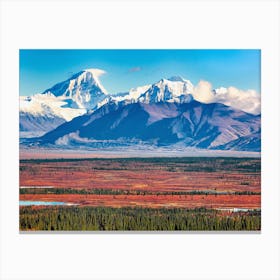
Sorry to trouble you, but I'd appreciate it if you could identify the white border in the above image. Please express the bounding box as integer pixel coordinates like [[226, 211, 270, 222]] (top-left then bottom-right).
[[1, 0, 279, 280]]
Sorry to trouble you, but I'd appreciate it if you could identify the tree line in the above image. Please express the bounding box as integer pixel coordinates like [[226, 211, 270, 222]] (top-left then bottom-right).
[[20, 188, 261, 196], [20, 206, 261, 231]]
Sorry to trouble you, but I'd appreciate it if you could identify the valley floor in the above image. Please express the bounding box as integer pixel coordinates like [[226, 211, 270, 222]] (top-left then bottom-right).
[[19, 156, 261, 231], [19, 146, 261, 159]]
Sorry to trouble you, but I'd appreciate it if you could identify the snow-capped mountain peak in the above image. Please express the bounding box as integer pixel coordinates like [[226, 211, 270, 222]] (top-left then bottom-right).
[[77, 68, 108, 95], [111, 76, 194, 105], [42, 68, 108, 110], [20, 68, 109, 137], [137, 76, 194, 103]]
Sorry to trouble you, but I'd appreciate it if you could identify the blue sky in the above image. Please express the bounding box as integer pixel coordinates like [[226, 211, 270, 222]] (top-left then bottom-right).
[[20, 49, 261, 96]]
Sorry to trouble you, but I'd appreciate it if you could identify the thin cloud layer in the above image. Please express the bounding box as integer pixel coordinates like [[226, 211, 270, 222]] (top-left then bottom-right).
[[129, 67, 142, 73], [193, 80, 261, 115]]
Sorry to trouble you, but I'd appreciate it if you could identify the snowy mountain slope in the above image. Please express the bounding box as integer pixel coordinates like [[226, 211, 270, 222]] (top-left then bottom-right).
[[111, 76, 193, 105], [20, 112, 65, 138], [43, 69, 108, 110], [112, 85, 151, 103], [213, 131, 261, 152], [19, 94, 87, 137], [20, 93, 87, 121], [34, 100, 261, 151], [20, 69, 108, 137], [138, 76, 193, 103]]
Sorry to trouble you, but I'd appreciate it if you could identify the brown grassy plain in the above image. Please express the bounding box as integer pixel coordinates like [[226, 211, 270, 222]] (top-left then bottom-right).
[[19, 158, 261, 210]]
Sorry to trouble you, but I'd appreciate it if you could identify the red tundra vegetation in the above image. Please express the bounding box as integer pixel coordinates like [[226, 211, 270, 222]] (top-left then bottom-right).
[[20, 157, 261, 210]]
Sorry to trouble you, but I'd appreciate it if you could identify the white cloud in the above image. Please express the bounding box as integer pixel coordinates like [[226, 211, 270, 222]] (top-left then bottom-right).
[[214, 86, 261, 115], [193, 80, 215, 103], [192, 80, 261, 115], [84, 68, 106, 78]]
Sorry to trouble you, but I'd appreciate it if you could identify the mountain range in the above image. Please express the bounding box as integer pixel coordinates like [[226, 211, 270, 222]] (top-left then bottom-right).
[[20, 69, 261, 152]]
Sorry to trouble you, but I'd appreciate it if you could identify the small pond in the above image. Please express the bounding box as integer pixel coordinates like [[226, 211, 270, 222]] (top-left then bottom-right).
[[19, 201, 66, 206]]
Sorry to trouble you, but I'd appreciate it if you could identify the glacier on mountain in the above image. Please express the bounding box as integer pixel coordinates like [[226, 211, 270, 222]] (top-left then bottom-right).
[[20, 69, 108, 137], [43, 68, 108, 110]]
